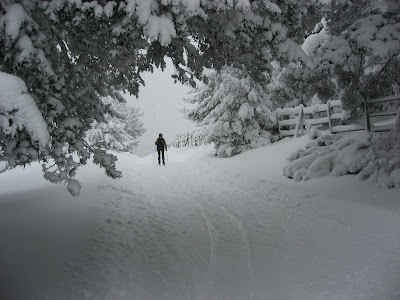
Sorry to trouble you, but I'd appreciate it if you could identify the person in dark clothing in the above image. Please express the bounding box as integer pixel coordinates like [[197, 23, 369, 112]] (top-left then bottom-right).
[[155, 133, 167, 165]]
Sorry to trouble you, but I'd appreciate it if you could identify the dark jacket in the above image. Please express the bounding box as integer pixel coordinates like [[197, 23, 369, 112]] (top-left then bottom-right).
[[155, 138, 167, 151]]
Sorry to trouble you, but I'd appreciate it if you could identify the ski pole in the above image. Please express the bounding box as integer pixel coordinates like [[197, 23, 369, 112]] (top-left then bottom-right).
[[166, 149, 169, 161], [152, 146, 156, 165]]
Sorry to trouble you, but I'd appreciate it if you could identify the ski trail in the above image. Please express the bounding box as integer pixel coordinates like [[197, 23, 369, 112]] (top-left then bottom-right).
[[178, 168, 218, 285], [198, 203, 217, 284], [143, 189, 162, 221], [208, 171, 259, 300], [165, 161, 218, 288], [224, 208, 255, 300]]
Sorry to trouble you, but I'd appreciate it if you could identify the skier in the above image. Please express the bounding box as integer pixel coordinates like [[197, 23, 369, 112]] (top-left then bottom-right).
[[155, 133, 167, 166]]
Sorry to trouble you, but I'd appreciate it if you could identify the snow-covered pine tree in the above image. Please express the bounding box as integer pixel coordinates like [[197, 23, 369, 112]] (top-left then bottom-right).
[[316, 0, 400, 116], [268, 61, 336, 108], [187, 66, 277, 157], [0, 0, 314, 195], [268, 17, 336, 108], [86, 97, 145, 153]]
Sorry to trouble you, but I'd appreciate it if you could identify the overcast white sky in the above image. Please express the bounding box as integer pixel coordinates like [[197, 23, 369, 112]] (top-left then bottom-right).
[[124, 60, 197, 157]]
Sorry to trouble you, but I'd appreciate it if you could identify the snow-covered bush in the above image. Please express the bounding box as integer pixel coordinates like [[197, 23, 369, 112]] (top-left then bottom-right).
[[284, 133, 400, 189], [86, 97, 145, 153], [187, 66, 277, 157]]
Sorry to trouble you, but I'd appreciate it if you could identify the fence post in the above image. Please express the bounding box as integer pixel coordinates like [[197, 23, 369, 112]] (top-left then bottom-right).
[[393, 106, 400, 134], [364, 98, 372, 139], [294, 104, 304, 138], [326, 100, 333, 132], [276, 111, 282, 139]]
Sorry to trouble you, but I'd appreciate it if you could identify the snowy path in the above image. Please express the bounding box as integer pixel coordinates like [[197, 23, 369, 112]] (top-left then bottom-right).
[[1, 141, 400, 299]]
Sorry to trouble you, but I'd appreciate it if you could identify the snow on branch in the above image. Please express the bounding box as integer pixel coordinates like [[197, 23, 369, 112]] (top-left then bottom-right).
[[0, 3, 26, 42], [144, 15, 176, 47], [0, 72, 49, 148]]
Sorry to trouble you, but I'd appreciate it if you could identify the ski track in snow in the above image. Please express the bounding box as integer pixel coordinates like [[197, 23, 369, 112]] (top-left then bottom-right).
[[1, 144, 400, 300]]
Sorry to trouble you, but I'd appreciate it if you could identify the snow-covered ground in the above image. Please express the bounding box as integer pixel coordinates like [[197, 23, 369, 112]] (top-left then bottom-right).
[[1, 134, 400, 300]]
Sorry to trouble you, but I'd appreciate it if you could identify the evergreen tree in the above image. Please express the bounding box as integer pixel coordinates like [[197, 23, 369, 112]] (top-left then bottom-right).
[[316, 0, 400, 116], [271, 0, 400, 115], [268, 61, 336, 108], [86, 97, 145, 153], [269, 18, 335, 107], [187, 66, 276, 157]]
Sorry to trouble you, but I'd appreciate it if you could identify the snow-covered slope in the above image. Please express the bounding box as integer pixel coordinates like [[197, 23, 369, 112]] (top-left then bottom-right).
[[1, 135, 400, 300]]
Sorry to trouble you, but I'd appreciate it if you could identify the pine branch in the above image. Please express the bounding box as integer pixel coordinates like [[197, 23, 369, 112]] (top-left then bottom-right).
[[34, 11, 72, 67], [378, 54, 395, 76]]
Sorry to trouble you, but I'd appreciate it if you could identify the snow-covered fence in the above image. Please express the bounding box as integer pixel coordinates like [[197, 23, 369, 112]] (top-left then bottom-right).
[[171, 131, 205, 148], [276, 95, 400, 139], [365, 94, 400, 136], [276, 100, 345, 138]]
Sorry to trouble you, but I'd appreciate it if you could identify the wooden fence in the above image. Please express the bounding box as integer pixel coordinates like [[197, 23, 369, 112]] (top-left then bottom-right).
[[276, 100, 346, 138], [365, 94, 400, 134], [276, 96, 400, 139]]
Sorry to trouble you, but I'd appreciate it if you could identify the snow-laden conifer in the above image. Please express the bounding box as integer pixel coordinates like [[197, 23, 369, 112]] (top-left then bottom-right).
[[86, 97, 145, 153], [316, 0, 400, 116], [270, 1, 400, 117], [187, 66, 277, 157], [268, 18, 336, 108]]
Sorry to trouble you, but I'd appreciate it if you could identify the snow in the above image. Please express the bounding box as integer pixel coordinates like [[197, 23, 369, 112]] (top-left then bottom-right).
[[143, 15, 177, 46], [321, 2, 400, 68], [302, 20, 329, 58], [15, 34, 35, 63], [0, 4, 25, 42], [179, 0, 201, 12], [1, 133, 400, 299], [234, 0, 250, 10], [276, 105, 302, 117], [61, 117, 83, 129], [370, 0, 400, 14], [321, 37, 353, 66], [0, 72, 50, 148], [262, 0, 281, 14], [238, 102, 254, 121], [136, 0, 157, 25], [278, 39, 311, 66], [103, 1, 117, 17]]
